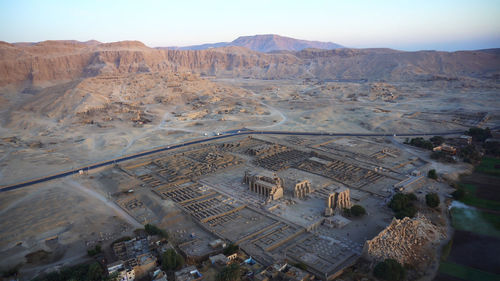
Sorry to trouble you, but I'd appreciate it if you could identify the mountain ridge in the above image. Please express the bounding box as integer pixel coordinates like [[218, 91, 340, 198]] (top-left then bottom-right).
[[163, 34, 343, 52], [0, 39, 499, 88]]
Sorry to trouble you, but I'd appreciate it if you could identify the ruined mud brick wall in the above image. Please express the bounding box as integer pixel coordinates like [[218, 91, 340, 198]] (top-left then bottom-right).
[[297, 156, 384, 188], [254, 149, 310, 171], [218, 137, 268, 153]]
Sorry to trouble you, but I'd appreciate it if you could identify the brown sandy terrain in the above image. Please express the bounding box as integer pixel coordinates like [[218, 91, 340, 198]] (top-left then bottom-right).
[[0, 177, 139, 277], [0, 39, 498, 280]]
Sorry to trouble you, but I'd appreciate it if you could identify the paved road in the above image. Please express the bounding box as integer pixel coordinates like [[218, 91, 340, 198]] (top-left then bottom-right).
[[0, 128, 479, 192]]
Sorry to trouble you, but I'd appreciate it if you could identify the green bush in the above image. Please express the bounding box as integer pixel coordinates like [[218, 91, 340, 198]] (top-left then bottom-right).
[[223, 243, 239, 255], [407, 193, 417, 201], [87, 244, 101, 257], [161, 248, 184, 271], [87, 262, 104, 281], [426, 192, 440, 208], [430, 136, 445, 146], [466, 127, 492, 142], [373, 259, 406, 281], [389, 193, 417, 219], [431, 151, 456, 163], [145, 224, 168, 239], [459, 145, 482, 164], [428, 169, 438, 179], [350, 205, 367, 217], [407, 137, 433, 150], [216, 263, 241, 281]]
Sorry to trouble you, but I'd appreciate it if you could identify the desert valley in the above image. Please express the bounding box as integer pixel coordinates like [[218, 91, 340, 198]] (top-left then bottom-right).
[[0, 33, 499, 281]]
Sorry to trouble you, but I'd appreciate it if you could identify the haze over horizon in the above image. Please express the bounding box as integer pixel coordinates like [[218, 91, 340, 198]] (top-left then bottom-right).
[[1, 0, 499, 52]]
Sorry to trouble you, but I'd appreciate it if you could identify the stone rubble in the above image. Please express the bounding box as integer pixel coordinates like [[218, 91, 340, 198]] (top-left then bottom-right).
[[363, 215, 446, 267]]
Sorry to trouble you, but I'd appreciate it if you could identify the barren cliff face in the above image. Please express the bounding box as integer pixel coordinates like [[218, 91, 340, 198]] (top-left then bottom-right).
[[0, 42, 298, 88], [1, 40, 499, 89]]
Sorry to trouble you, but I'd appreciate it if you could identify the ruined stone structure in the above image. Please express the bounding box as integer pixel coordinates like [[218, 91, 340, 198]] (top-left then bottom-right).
[[293, 180, 312, 199], [363, 216, 446, 268], [244, 171, 284, 201], [328, 188, 351, 210], [297, 156, 385, 188], [248, 143, 288, 156], [109, 137, 385, 281], [324, 188, 351, 216]]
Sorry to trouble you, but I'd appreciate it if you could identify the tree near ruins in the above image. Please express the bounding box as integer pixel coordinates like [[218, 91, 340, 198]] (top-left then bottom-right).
[[427, 169, 437, 179], [373, 259, 406, 281], [350, 205, 367, 217], [425, 192, 440, 208], [144, 223, 169, 239], [388, 193, 417, 219], [223, 243, 239, 255], [162, 248, 184, 271], [430, 136, 445, 146], [216, 263, 241, 281]]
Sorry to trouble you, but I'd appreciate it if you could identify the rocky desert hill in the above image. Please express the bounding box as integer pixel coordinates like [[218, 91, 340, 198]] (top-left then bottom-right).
[[1, 39, 499, 90], [166, 34, 343, 52], [0, 37, 499, 188]]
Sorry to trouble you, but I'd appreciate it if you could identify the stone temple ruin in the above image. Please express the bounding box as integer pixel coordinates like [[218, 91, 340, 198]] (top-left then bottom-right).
[[111, 135, 428, 280], [243, 171, 284, 201], [292, 180, 312, 199], [325, 188, 351, 216]]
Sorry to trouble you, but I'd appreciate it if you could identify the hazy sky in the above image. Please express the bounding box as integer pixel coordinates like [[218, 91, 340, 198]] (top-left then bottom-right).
[[1, 0, 499, 51]]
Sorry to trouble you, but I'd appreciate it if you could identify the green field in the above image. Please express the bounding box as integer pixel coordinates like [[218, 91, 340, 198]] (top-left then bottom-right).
[[439, 156, 500, 280], [439, 261, 500, 281], [475, 157, 500, 176], [450, 206, 500, 238], [459, 183, 500, 211]]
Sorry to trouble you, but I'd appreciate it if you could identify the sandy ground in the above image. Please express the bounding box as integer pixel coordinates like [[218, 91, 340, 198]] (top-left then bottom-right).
[[0, 176, 139, 279], [0, 75, 498, 279], [1, 78, 498, 185], [0, 134, 477, 280]]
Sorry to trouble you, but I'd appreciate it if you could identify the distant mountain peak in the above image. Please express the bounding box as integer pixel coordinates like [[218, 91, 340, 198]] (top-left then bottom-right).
[[97, 40, 148, 49], [165, 34, 343, 52], [233, 34, 281, 40]]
